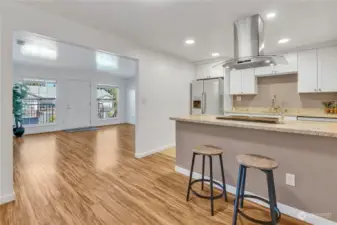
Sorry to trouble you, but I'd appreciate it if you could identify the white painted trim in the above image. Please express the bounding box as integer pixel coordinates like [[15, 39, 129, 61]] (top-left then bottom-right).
[[0, 191, 15, 204], [135, 144, 175, 158], [175, 166, 336, 225]]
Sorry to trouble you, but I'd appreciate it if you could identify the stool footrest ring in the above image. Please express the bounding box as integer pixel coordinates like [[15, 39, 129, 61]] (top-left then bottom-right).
[[190, 179, 224, 200], [236, 195, 281, 225]]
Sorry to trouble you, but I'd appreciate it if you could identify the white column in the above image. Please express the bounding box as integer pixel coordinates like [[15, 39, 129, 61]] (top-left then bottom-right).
[[0, 13, 15, 204]]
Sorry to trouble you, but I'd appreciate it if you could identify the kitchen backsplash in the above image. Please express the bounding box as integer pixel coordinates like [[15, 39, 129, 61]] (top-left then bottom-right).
[[233, 74, 337, 109]]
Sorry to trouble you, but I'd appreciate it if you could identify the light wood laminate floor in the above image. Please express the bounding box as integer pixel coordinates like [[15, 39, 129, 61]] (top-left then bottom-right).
[[0, 124, 308, 225]]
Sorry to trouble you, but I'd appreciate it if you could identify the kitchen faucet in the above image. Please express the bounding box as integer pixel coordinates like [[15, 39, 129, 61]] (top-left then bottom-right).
[[271, 94, 285, 123], [271, 94, 281, 112]]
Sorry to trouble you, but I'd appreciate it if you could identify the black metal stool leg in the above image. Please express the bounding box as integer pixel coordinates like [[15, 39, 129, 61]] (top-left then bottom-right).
[[266, 170, 277, 225], [232, 165, 244, 225], [239, 166, 247, 208], [201, 155, 205, 190], [270, 171, 277, 208], [209, 155, 214, 216], [186, 153, 196, 202], [219, 154, 228, 202]]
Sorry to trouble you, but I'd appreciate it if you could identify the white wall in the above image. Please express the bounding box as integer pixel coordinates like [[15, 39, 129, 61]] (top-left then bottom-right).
[[0, 2, 195, 203], [13, 63, 129, 134], [125, 77, 136, 125]]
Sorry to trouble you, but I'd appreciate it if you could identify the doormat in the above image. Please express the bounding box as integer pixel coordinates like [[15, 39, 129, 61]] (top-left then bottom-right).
[[64, 127, 98, 133]]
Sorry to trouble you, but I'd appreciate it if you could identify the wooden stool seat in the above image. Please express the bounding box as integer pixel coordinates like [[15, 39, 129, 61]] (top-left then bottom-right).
[[236, 154, 279, 170], [192, 145, 224, 155]]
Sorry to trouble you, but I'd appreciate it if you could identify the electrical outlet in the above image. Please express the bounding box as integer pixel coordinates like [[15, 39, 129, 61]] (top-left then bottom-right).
[[286, 173, 295, 186], [236, 96, 241, 102]]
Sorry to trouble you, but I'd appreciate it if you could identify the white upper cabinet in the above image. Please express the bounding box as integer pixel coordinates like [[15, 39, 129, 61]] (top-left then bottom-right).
[[196, 64, 208, 79], [318, 47, 337, 92], [298, 47, 337, 93], [210, 63, 224, 78], [229, 70, 242, 95], [255, 53, 298, 76], [196, 62, 224, 79], [241, 68, 257, 94], [298, 49, 318, 93], [274, 53, 298, 74], [229, 69, 257, 95], [254, 65, 274, 76]]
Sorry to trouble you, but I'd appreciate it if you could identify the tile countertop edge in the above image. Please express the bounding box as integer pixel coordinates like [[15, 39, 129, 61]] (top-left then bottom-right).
[[170, 116, 337, 138]]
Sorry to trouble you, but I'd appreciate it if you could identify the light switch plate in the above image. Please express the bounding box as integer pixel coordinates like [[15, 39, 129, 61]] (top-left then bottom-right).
[[236, 96, 241, 101]]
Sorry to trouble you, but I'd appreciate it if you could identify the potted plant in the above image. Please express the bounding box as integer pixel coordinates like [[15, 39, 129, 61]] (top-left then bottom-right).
[[13, 83, 28, 137], [322, 101, 332, 114]]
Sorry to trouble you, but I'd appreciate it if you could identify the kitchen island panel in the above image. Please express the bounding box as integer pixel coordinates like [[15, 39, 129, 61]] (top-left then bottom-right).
[[176, 121, 337, 223]]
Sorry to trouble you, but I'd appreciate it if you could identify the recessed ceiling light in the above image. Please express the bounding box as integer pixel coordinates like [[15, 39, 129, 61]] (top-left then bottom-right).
[[265, 60, 271, 63], [270, 63, 275, 67], [266, 12, 276, 19], [211, 52, 220, 57], [278, 38, 290, 44], [185, 39, 195, 45], [232, 68, 236, 71], [225, 66, 229, 69]]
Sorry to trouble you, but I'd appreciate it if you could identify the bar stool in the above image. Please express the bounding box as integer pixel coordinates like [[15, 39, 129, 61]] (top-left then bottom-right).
[[232, 154, 281, 225], [186, 145, 228, 216]]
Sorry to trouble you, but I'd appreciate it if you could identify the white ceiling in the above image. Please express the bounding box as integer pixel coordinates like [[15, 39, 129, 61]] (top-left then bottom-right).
[[13, 31, 138, 77], [23, 0, 337, 62]]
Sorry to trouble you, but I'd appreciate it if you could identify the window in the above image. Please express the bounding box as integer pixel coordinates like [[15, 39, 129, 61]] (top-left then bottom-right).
[[96, 52, 119, 71], [97, 85, 118, 119], [20, 38, 58, 60], [21, 79, 56, 125]]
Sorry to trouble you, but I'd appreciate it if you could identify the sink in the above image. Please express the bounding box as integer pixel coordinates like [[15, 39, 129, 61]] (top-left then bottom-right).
[[217, 115, 280, 124]]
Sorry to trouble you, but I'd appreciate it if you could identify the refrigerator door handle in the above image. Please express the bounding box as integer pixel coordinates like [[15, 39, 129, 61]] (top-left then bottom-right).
[[203, 92, 207, 114], [201, 92, 204, 114]]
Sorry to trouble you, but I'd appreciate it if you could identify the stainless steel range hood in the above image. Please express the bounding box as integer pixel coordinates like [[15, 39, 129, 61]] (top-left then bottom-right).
[[223, 14, 287, 70]]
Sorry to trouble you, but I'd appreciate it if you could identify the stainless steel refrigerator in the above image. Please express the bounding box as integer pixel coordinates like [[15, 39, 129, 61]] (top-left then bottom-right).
[[191, 78, 224, 115]]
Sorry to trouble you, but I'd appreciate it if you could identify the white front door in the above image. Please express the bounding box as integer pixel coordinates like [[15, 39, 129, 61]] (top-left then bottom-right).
[[65, 80, 91, 129]]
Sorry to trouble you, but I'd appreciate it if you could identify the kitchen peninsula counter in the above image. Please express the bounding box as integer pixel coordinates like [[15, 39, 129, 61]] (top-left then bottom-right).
[[171, 115, 337, 138], [171, 114, 337, 223]]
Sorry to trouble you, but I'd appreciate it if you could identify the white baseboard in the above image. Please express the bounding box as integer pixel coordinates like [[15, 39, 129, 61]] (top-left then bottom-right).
[[175, 166, 336, 225], [0, 191, 15, 204], [135, 144, 175, 158]]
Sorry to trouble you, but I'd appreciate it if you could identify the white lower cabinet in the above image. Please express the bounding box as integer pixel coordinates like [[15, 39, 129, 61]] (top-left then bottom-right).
[[229, 68, 257, 95]]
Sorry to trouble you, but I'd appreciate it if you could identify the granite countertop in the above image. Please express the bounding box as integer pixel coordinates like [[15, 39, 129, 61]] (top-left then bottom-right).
[[226, 108, 337, 118], [170, 115, 337, 138]]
